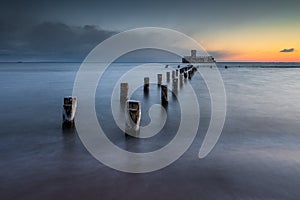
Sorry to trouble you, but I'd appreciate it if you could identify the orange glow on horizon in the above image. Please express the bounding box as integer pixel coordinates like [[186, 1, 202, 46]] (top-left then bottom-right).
[[197, 22, 300, 62], [220, 51, 299, 62]]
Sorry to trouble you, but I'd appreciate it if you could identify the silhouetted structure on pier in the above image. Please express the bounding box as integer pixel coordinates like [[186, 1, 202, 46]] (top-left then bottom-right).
[[182, 50, 215, 63]]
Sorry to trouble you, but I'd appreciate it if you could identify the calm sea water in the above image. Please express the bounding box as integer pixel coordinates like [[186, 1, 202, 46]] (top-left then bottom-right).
[[1, 62, 300, 199]]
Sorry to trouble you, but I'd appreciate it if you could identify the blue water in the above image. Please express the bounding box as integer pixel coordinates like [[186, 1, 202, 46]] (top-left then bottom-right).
[[1, 62, 300, 199]]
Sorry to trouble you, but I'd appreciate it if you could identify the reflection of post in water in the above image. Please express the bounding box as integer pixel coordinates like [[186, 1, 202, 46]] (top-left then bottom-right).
[[125, 100, 141, 137], [161, 84, 168, 106]]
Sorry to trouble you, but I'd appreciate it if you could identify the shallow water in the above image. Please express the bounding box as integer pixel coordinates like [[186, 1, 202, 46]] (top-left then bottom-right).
[[1, 62, 300, 199]]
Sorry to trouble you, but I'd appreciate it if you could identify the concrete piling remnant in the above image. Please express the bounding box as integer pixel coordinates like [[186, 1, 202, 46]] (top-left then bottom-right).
[[120, 82, 129, 103]]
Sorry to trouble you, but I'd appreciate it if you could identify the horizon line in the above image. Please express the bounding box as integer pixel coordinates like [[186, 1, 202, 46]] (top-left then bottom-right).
[[0, 60, 300, 63]]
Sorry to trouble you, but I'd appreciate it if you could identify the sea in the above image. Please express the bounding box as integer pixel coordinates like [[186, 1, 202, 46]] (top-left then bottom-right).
[[1, 62, 300, 200]]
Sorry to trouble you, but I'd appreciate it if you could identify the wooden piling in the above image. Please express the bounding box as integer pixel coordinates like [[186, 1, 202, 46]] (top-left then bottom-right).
[[120, 82, 128, 103], [157, 74, 162, 85], [172, 78, 178, 95], [188, 70, 192, 79], [184, 72, 187, 79], [180, 74, 184, 86], [62, 96, 77, 128], [166, 72, 170, 82], [144, 77, 149, 92], [161, 85, 168, 105]]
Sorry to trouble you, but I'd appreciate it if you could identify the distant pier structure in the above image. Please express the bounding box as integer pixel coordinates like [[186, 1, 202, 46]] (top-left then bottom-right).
[[182, 50, 215, 63]]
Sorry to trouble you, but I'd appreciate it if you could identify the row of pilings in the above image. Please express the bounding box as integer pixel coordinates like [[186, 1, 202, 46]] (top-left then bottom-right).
[[120, 65, 198, 106]]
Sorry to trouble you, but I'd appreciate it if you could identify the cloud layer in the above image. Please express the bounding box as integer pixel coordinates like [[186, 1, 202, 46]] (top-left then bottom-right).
[[0, 21, 117, 61], [280, 48, 294, 53]]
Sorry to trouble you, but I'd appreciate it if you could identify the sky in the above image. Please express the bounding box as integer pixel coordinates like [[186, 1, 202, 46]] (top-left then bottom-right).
[[0, 0, 299, 62]]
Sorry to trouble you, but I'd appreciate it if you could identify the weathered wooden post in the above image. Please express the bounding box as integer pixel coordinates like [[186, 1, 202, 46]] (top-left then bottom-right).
[[188, 70, 192, 79], [184, 71, 187, 79], [180, 74, 184, 87], [180, 68, 184, 74], [172, 70, 175, 79], [172, 78, 178, 95], [125, 100, 141, 137], [62, 96, 77, 128], [161, 84, 168, 105], [157, 74, 162, 85], [144, 77, 149, 93], [120, 82, 128, 103], [166, 71, 170, 82]]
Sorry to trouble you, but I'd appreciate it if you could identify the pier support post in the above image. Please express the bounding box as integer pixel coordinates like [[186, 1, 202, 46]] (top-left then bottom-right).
[[180, 68, 183, 74], [157, 74, 162, 85], [62, 96, 77, 128], [188, 70, 192, 79], [166, 72, 170, 82], [172, 78, 178, 95], [144, 77, 149, 93], [172, 71, 175, 79], [120, 83, 128, 103], [161, 85, 168, 105], [184, 71, 187, 79], [180, 74, 184, 87]]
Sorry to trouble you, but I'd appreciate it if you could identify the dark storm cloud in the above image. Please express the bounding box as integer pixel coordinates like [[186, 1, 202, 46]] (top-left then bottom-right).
[[280, 48, 294, 53], [2, 0, 299, 30], [0, 21, 117, 61], [28, 22, 116, 53]]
